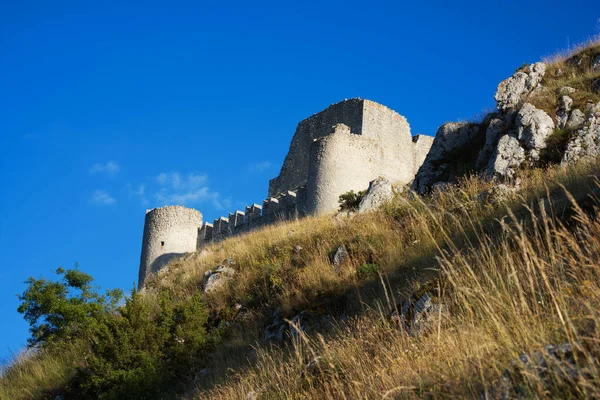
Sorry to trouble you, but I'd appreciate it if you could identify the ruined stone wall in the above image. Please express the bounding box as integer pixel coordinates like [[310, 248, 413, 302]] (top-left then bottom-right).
[[268, 99, 364, 196], [139, 206, 203, 287], [306, 124, 382, 214], [412, 134, 435, 174], [362, 99, 416, 183]]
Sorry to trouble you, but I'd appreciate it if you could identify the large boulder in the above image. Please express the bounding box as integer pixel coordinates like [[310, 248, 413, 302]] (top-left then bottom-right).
[[358, 177, 393, 213], [485, 134, 526, 181], [562, 102, 600, 165], [515, 103, 555, 161], [412, 122, 481, 194], [494, 62, 546, 112]]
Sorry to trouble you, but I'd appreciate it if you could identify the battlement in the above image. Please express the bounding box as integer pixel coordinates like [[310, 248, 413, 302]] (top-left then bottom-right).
[[196, 186, 306, 247]]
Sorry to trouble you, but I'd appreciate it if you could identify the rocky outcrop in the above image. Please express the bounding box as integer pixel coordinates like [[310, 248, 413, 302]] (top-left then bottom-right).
[[515, 103, 555, 161], [494, 62, 546, 112], [556, 95, 573, 128], [475, 117, 508, 169], [358, 177, 393, 213], [485, 134, 525, 181], [412, 122, 481, 193], [562, 101, 600, 165]]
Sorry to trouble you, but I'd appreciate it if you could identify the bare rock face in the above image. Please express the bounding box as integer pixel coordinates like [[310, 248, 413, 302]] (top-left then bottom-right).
[[358, 177, 393, 213], [412, 122, 480, 193], [494, 62, 546, 112], [475, 117, 509, 169], [515, 103, 555, 161], [485, 134, 526, 181], [562, 102, 600, 165], [565, 109, 586, 131], [556, 95, 573, 129]]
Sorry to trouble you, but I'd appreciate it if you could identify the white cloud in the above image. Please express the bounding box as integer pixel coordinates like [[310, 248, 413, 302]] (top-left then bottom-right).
[[248, 161, 272, 173], [155, 172, 207, 189], [152, 171, 229, 208], [90, 190, 116, 205], [90, 161, 120, 176]]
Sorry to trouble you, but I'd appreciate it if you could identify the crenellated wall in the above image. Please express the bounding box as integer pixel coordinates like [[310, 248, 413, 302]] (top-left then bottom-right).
[[196, 187, 305, 248]]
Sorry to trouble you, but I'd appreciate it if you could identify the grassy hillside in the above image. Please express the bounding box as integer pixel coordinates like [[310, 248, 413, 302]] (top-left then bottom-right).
[[2, 39, 600, 399]]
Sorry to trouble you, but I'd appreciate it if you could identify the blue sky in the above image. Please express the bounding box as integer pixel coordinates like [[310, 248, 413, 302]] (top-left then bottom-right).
[[0, 0, 598, 361]]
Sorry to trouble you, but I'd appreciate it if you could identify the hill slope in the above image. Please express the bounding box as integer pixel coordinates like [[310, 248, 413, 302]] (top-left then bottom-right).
[[2, 39, 600, 400]]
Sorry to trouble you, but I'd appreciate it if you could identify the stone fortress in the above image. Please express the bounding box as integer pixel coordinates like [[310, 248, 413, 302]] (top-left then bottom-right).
[[139, 98, 434, 286]]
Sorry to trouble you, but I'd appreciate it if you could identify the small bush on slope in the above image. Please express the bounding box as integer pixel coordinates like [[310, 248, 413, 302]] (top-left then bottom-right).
[[5, 270, 218, 399]]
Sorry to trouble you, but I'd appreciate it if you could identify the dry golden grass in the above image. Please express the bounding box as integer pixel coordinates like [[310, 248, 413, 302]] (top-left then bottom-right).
[[0, 344, 83, 400], [530, 36, 600, 118], [193, 164, 600, 399]]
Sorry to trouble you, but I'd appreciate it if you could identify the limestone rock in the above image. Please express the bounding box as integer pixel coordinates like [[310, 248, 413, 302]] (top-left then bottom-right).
[[494, 62, 546, 112], [332, 245, 349, 272], [202, 265, 236, 293], [565, 108, 585, 130], [475, 117, 509, 169], [514, 103, 555, 161], [412, 122, 481, 193], [557, 86, 576, 95], [358, 177, 393, 213], [562, 102, 600, 165], [593, 55, 600, 72], [485, 134, 526, 181], [556, 95, 573, 128], [516, 103, 554, 156]]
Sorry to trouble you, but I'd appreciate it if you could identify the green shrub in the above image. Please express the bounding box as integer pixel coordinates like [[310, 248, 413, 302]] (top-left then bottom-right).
[[17, 265, 123, 347], [338, 190, 366, 211], [74, 289, 216, 399], [357, 263, 380, 279]]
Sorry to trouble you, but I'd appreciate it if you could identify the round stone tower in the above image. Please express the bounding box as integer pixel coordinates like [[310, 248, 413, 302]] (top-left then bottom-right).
[[139, 205, 203, 287]]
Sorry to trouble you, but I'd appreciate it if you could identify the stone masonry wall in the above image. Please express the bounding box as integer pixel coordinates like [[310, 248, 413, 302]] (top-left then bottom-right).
[[306, 124, 382, 214], [139, 206, 203, 287], [268, 99, 364, 196]]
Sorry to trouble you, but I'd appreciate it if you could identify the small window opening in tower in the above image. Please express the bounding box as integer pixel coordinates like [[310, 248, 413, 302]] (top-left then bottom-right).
[[161, 241, 165, 247]]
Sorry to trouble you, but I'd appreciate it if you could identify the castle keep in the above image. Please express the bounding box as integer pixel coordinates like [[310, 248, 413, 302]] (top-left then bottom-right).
[[139, 99, 433, 286]]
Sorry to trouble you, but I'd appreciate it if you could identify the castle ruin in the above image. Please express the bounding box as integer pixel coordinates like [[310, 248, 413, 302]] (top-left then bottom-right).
[[138, 98, 433, 286]]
